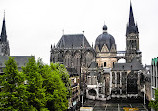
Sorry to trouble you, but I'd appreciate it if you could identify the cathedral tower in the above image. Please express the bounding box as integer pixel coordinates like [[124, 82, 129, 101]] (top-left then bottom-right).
[[125, 2, 141, 63], [0, 12, 10, 56]]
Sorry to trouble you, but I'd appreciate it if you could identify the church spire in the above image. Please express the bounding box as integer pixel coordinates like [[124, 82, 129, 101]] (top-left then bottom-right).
[[1, 11, 7, 42], [129, 1, 135, 26]]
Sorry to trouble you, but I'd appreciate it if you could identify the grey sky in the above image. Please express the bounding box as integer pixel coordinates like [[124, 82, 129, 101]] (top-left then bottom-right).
[[0, 0, 157, 65]]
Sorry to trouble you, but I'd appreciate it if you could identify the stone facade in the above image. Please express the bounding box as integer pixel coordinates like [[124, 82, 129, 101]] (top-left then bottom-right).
[[50, 2, 144, 102]]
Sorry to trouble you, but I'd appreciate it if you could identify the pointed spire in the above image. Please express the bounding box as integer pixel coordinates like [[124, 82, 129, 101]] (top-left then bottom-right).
[[1, 10, 7, 42], [4, 10, 5, 20], [129, 1, 135, 26]]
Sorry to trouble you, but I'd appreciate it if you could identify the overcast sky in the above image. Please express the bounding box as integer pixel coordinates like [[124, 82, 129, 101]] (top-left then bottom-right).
[[0, 0, 158, 65]]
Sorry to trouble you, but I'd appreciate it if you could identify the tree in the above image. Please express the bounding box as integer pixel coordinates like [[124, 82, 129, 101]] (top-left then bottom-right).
[[22, 57, 47, 111], [0, 57, 70, 111], [40, 62, 69, 111], [149, 88, 158, 111], [0, 57, 29, 110], [50, 63, 71, 98]]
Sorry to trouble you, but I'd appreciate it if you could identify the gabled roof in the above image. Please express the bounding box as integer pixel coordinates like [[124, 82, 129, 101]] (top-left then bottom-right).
[[0, 56, 33, 68], [56, 34, 91, 49]]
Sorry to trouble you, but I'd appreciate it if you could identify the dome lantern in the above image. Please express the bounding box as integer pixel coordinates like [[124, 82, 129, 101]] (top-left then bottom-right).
[[103, 25, 107, 33]]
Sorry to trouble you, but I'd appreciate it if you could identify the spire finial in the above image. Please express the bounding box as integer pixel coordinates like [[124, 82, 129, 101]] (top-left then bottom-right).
[[4, 10, 5, 21], [62, 29, 64, 35], [4, 10, 5, 16]]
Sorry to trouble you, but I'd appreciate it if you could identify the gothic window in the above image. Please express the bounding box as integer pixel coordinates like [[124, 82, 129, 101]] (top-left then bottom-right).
[[77, 58, 78, 66], [68, 58, 69, 67], [85, 52, 93, 67], [127, 71, 138, 94], [117, 72, 120, 84], [87, 76, 91, 85], [122, 72, 127, 84], [112, 72, 115, 84], [99, 87, 102, 94]]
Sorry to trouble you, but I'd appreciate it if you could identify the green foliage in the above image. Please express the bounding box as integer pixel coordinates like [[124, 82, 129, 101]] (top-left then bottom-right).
[[0, 57, 70, 111], [0, 57, 29, 110], [149, 89, 158, 110], [22, 57, 46, 110], [41, 63, 69, 111], [50, 63, 71, 98]]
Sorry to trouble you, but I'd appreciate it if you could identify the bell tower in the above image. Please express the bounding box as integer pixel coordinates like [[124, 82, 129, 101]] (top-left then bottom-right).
[[0, 11, 10, 56], [125, 2, 141, 63]]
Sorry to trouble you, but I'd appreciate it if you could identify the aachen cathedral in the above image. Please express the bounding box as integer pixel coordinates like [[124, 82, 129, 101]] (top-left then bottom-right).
[[50, 2, 145, 102]]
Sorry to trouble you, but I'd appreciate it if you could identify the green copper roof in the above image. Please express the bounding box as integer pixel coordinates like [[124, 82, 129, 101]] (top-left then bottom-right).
[[152, 58, 158, 65]]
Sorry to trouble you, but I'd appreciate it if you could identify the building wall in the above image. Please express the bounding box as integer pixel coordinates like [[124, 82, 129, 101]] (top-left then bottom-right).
[[69, 76, 80, 110], [151, 58, 158, 101], [96, 57, 117, 68], [111, 70, 141, 98]]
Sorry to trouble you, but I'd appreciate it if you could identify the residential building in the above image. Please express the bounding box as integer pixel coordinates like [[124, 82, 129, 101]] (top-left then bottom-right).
[[151, 58, 158, 111], [67, 68, 80, 111]]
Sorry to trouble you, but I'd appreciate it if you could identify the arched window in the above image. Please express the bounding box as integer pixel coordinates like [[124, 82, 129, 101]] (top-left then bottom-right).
[[104, 62, 106, 67]]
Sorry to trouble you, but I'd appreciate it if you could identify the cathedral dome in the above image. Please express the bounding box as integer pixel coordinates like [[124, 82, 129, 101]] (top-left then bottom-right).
[[95, 25, 115, 51]]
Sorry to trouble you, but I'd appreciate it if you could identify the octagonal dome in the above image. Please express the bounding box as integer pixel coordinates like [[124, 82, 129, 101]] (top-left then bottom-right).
[[95, 25, 116, 51]]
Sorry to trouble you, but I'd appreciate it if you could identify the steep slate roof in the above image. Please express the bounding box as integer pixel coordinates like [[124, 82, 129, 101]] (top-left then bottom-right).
[[0, 56, 33, 68], [0, 16, 7, 42], [89, 61, 98, 68], [56, 34, 91, 49], [129, 2, 135, 26], [112, 58, 143, 71], [126, 2, 139, 35]]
